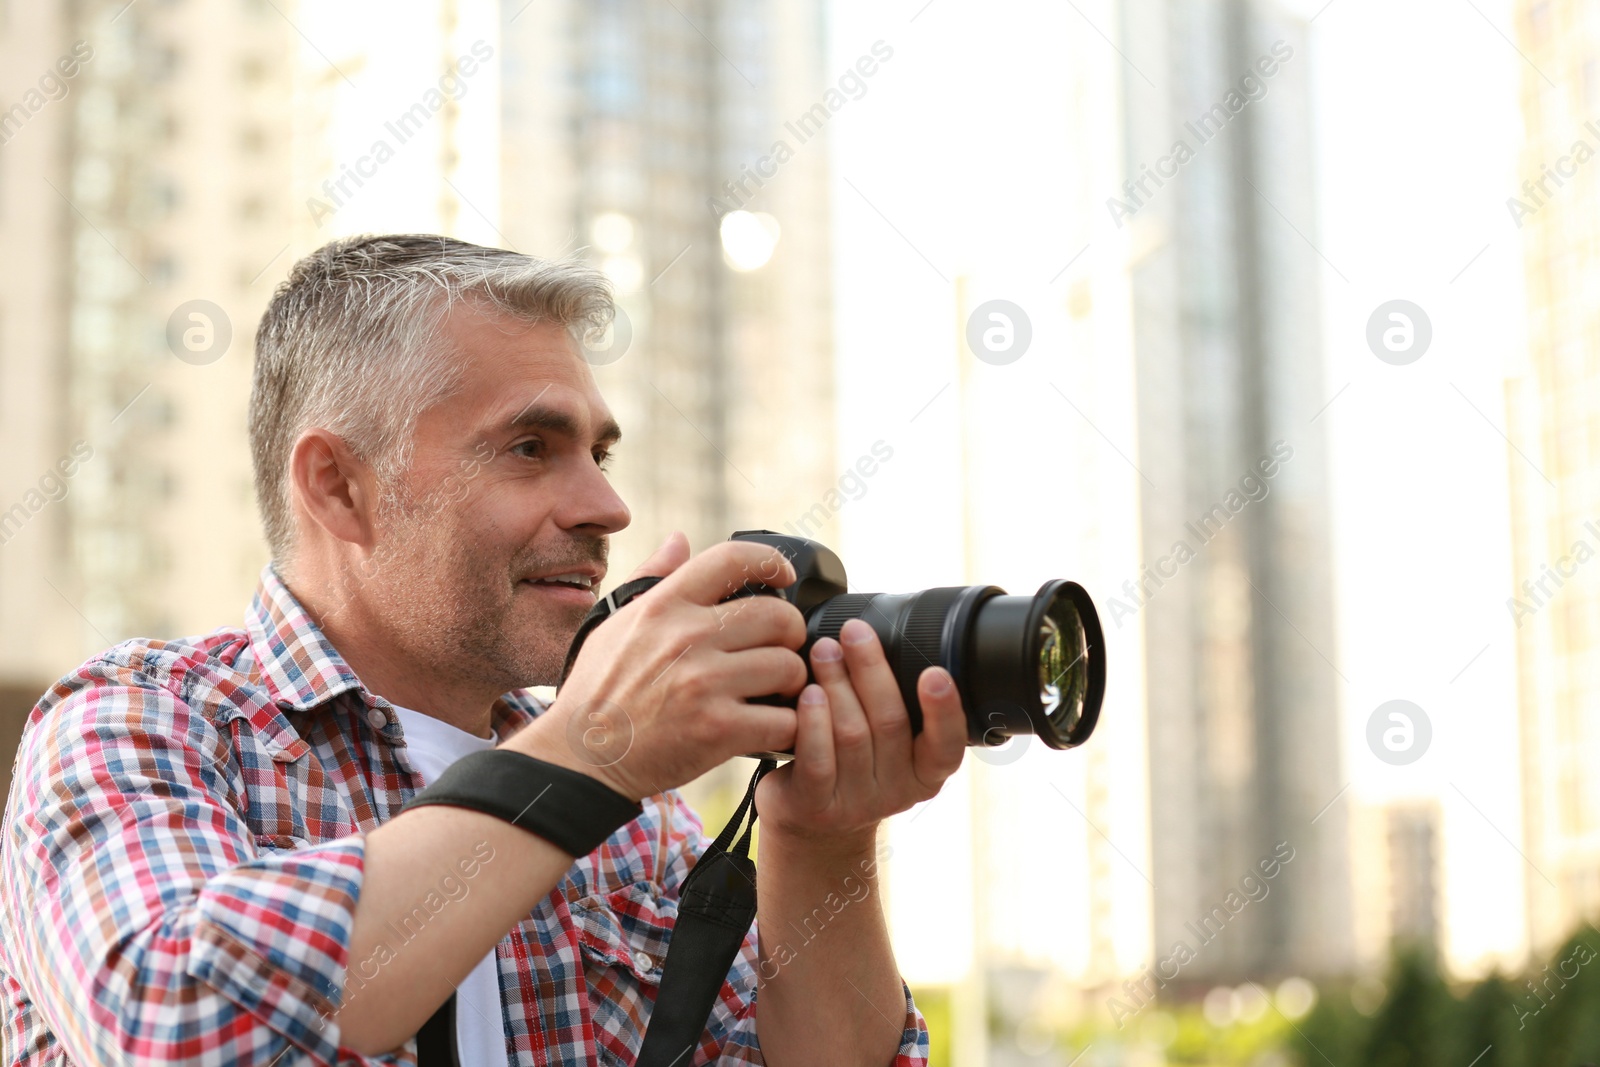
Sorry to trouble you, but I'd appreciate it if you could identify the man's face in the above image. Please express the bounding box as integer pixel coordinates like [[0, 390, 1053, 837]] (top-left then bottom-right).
[[360, 302, 630, 693]]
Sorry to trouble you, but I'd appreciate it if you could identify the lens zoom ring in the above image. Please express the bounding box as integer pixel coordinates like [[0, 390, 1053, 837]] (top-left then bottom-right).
[[900, 587, 964, 678], [811, 593, 876, 640]]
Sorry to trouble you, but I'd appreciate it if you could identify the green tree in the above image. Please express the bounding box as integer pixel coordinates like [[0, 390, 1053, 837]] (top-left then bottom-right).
[[1292, 987, 1368, 1067], [1451, 973, 1526, 1067], [1361, 947, 1452, 1067], [1521, 931, 1600, 1065]]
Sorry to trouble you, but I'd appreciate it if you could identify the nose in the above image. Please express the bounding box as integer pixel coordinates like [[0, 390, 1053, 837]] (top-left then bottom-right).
[[558, 455, 630, 537]]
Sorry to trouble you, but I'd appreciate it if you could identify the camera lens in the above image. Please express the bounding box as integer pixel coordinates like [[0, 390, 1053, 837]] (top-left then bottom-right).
[[718, 531, 1105, 756], [801, 579, 1104, 751]]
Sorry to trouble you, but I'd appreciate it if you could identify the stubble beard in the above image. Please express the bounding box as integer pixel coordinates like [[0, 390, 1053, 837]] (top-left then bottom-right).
[[370, 500, 603, 695]]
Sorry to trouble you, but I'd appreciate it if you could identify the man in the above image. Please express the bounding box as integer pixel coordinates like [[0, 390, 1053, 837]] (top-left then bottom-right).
[[0, 235, 967, 1065]]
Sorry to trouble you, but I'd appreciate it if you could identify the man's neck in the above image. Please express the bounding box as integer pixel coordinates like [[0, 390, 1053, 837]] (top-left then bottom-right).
[[279, 562, 500, 741]]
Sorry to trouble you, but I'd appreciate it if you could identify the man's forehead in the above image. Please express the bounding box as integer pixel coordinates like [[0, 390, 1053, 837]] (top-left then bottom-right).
[[446, 304, 582, 377], [444, 307, 619, 441]]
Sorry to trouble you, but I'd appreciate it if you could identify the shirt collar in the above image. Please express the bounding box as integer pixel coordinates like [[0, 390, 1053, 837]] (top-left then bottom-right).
[[246, 562, 370, 712], [244, 562, 543, 739]]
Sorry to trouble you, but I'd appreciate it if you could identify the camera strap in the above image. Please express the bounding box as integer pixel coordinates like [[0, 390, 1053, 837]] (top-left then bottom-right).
[[557, 574, 666, 686], [635, 756, 776, 1067], [560, 571, 780, 1066], [402, 752, 644, 1067], [410, 572, 778, 1066]]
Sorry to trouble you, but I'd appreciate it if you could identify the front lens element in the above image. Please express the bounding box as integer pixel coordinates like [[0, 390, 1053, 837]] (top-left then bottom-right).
[[1038, 598, 1089, 737], [1038, 614, 1063, 718]]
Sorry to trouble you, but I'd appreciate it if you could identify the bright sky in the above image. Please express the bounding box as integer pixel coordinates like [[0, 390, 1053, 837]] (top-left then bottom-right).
[[823, 0, 1151, 986], [1301, 0, 1529, 974], [827, 0, 1533, 979]]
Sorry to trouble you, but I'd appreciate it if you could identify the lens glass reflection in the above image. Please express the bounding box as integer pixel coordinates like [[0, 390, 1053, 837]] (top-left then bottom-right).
[[1038, 598, 1089, 737]]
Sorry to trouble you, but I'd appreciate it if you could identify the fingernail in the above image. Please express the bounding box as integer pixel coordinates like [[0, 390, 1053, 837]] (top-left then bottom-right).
[[925, 668, 952, 695], [841, 620, 873, 646], [800, 684, 827, 705], [812, 638, 843, 663]]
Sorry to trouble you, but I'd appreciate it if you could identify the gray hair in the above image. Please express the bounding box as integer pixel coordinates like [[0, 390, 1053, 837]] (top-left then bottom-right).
[[249, 234, 614, 563]]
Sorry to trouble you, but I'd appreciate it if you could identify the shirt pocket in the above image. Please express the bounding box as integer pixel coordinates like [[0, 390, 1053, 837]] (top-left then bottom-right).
[[568, 880, 674, 1063], [569, 879, 672, 984], [251, 832, 312, 854]]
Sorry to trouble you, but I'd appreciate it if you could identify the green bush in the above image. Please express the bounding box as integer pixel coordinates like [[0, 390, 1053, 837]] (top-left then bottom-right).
[[1291, 930, 1600, 1067]]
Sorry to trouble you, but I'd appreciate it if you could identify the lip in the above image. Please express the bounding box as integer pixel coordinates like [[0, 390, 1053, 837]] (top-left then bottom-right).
[[518, 566, 605, 602], [519, 579, 599, 605]]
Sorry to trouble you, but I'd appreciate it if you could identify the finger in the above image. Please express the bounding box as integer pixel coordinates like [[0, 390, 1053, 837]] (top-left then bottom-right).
[[656, 540, 797, 607], [837, 619, 913, 747], [788, 684, 837, 806], [913, 666, 967, 790], [704, 596, 806, 653], [716, 703, 799, 758], [625, 530, 691, 582], [809, 636, 873, 785], [704, 646, 810, 701]]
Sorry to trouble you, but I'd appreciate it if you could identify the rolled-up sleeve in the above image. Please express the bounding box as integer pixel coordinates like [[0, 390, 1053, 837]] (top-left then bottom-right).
[[0, 658, 405, 1066], [654, 793, 932, 1066]]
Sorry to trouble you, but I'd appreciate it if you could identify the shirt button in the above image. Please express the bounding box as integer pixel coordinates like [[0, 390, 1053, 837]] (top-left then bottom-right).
[[367, 708, 389, 729], [634, 952, 654, 972]]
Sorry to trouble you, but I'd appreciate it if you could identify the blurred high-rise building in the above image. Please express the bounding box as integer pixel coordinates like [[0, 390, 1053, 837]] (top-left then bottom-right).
[[1117, 0, 1355, 980], [1506, 0, 1600, 959], [0, 2, 79, 698], [0, 0, 293, 805], [500, 0, 836, 572], [1386, 803, 1442, 950]]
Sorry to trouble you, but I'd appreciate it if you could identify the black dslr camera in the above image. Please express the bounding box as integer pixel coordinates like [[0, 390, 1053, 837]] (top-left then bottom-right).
[[724, 530, 1105, 751]]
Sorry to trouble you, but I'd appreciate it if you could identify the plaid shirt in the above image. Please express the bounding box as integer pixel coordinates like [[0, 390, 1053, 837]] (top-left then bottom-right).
[[0, 564, 930, 1066]]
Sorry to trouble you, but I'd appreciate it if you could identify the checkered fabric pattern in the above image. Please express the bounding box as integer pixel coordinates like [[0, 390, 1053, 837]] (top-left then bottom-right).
[[0, 563, 930, 1065]]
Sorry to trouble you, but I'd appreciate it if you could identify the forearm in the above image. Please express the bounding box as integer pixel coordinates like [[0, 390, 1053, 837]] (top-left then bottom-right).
[[753, 829, 903, 1067], [332, 726, 583, 1056]]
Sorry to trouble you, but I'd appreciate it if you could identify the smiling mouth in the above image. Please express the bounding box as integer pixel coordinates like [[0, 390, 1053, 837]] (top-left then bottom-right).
[[520, 573, 600, 593]]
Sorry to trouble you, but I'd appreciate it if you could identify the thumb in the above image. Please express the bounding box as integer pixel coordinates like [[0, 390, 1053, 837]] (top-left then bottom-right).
[[626, 530, 690, 582]]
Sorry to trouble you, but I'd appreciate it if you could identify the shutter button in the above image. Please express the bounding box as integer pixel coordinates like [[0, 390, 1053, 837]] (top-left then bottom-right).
[[367, 708, 389, 730]]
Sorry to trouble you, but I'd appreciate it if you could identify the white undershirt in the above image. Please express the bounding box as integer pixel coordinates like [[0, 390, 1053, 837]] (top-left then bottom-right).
[[389, 704, 507, 1067]]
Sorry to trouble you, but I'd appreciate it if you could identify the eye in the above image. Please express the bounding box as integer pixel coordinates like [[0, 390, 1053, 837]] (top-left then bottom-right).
[[594, 448, 614, 472], [511, 438, 544, 459]]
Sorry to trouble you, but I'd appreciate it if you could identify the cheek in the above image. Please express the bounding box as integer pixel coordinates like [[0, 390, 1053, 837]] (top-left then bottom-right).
[[377, 508, 493, 592], [433, 488, 523, 554], [473, 482, 553, 542]]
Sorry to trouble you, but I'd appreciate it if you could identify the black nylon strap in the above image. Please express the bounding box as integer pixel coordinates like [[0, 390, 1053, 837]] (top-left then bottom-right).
[[636, 760, 776, 1067], [398, 749, 642, 858], [558, 569, 781, 1064], [414, 991, 458, 1067], [559, 574, 665, 686], [403, 753, 641, 1066]]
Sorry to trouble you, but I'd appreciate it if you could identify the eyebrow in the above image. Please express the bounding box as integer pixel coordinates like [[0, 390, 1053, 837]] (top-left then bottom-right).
[[500, 403, 622, 446]]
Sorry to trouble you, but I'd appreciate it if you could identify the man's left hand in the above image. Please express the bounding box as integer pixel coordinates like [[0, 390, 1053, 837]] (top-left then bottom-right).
[[755, 618, 966, 851]]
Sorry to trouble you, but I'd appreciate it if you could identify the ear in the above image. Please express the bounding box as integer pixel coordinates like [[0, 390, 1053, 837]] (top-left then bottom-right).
[[288, 429, 379, 549]]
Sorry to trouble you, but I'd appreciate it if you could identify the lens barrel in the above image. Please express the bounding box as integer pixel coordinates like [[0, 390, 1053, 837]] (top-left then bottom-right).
[[727, 531, 1105, 753], [804, 581, 1104, 750]]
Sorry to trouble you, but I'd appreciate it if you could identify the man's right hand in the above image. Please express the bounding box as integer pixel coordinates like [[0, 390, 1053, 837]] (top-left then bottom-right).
[[510, 531, 809, 801]]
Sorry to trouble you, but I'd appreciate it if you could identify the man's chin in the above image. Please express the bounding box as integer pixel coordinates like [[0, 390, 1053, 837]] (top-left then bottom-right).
[[504, 586, 590, 676]]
